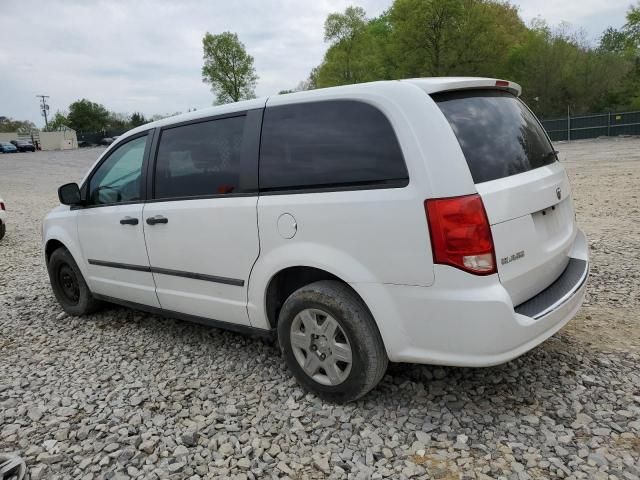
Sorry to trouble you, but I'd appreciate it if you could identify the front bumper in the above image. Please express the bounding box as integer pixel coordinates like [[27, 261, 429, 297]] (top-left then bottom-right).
[[354, 228, 589, 367]]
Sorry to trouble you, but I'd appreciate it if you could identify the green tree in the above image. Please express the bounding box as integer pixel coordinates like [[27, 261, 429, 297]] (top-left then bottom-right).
[[624, 2, 640, 46], [389, 0, 525, 78], [67, 99, 110, 132], [107, 112, 129, 131], [323, 6, 367, 83], [130, 112, 146, 127], [318, 7, 367, 86], [202, 32, 258, 104], [46, 111, 69, 131], [614, 2, 640, 108], [0, 117, 36, 133], [599, 27, 631, 53], [307, 0, 639, 116], [316, 10, 396, 87]]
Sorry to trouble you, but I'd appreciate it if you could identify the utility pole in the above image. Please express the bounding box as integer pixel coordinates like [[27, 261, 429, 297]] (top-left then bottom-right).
[[36, 95, 50, 129]]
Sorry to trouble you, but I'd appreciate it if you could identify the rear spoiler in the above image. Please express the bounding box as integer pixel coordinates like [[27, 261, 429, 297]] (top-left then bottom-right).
[[402, 77, 522, 97]]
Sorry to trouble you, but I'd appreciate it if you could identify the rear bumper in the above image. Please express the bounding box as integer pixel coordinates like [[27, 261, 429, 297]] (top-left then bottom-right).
[[354, 228, 589, 367]]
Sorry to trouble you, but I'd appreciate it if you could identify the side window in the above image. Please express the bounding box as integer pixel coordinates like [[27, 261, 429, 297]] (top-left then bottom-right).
[[259, 100, 408, 191], [88, 135, 147, 205], [154, 116, 246, 199]]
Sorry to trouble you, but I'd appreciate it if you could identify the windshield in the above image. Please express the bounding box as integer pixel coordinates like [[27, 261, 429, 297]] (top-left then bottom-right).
[[432, 89, 556, 184]]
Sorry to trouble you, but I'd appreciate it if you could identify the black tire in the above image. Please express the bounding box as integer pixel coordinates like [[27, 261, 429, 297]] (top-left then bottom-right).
[[277, 280, 388, 403], [47, 247, 101, 316], [0, 222, 5, 240]]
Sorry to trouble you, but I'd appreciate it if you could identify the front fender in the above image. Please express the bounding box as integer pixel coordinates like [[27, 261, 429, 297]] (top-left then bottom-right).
[[43, 208, 86, 279]]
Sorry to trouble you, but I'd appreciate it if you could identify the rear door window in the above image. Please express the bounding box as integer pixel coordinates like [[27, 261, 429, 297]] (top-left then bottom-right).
[[432, 90, 556, 184], [154, 115, 246, 199], [259, 100, 408, 191]]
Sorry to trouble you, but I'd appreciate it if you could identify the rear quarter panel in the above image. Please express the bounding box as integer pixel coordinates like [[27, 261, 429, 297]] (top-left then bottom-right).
[[249, 83, 476, 329]]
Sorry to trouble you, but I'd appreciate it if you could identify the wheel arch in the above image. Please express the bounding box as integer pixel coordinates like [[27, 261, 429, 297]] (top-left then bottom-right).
[[42, 226, 88, 281], [261, 265, 378, 333], [45, 238, 67, 263]]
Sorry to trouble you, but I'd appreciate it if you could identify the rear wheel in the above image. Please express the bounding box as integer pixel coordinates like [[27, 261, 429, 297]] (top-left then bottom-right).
[[0, 222, 5, 240], [278, 280, 388, 403], [47, 248, 101, 316]]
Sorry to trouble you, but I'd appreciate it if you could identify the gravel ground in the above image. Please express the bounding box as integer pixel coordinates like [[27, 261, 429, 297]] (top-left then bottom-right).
[[0, 140, 639, 480]]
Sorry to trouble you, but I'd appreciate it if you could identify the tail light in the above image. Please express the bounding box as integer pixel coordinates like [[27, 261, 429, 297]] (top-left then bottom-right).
[[425, 194, 496, 275], [0, 202, 5, 211]]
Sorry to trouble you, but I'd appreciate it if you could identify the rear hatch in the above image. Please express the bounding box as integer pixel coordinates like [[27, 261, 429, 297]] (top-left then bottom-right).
[[432, 89, 577, 306]]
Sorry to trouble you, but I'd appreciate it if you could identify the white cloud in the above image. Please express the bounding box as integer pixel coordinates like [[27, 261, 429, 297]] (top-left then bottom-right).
[[516, 0, 629, 37], [0, 0, 629, 127]]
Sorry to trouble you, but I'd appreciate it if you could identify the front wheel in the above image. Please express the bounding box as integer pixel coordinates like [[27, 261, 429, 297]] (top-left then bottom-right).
[[47, 247, 101, 316], [278, 280, 388, 403]]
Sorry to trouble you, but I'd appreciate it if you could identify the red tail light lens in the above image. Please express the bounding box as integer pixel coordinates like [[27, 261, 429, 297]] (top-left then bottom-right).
[[425, 194, 496, 275], [495, 80, 510, 87], [0, 202, 5, 211]]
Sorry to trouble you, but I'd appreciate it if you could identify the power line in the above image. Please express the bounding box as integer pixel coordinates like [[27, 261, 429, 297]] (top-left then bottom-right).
[[36, 95, 50, 129]]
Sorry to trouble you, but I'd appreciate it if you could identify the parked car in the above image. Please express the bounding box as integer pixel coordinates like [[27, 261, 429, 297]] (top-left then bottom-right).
[[43, 78, 589, 402], [99, 137, 114, 146], [78, 140, 96, 148], [0, 142, 18, 153], [10, 140, 36, 152], [0, 196, 6, 240]]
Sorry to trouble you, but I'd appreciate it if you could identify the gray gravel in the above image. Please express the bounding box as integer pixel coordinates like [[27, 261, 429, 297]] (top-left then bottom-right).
[[1, 142, 639, 479]]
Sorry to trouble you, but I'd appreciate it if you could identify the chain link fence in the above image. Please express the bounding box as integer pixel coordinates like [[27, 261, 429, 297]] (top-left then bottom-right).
[[541, 110, 640, 141]]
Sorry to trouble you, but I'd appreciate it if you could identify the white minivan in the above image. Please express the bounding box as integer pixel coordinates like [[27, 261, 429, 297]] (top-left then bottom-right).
[[43, 78, 588, 402]]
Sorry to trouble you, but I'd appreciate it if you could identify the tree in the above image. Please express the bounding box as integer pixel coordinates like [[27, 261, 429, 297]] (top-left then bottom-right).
[[107, 112, 129, 131], [624, 2, 640, 47], [46, 111, 69, 131], [202, 32, 258, 104], [309, 0, 640, 116], [67, 99, 110, 132], [389, 0, 525, 78], [318, 7, 369, 85], [0, 117, 36, 133], [130, 112, 146, 127], [599, 27, 630, 54]]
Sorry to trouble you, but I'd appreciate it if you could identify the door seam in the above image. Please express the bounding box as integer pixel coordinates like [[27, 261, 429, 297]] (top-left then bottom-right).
[[141, 203, 162, 308]]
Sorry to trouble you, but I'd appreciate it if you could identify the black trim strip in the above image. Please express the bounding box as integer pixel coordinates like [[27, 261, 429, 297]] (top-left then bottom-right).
[[92, 293, 274, 339], [88, 259, 151, 272], [144, 192, 257, 204], [88, 259, 245, 286], [259, 178, 410, 196], [151, 267, 244, 286], [514, 258, 588, 319]]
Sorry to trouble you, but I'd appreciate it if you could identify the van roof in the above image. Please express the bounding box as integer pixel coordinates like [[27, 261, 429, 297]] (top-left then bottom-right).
[[127, 77, 521, 138]]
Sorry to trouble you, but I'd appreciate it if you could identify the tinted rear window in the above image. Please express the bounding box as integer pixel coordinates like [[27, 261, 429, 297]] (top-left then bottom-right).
[[432, 90, 556, 184], [154, 116, 245, 199], [260, 100, 408, 191]]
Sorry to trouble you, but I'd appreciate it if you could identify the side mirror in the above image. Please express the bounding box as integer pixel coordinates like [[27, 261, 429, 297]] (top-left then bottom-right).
[[58, 183, 82, 206]]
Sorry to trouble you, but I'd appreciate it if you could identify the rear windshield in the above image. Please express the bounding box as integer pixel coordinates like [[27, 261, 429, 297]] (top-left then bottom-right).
[[432, 89, 556, 184]]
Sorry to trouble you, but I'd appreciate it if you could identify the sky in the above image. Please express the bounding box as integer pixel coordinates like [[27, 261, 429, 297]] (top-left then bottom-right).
[[0, 0, 633, 127]]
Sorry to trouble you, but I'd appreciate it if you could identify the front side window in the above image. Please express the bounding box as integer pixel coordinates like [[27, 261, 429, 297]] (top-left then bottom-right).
[[88, 135, 147, 205], [154, 116, 246, 199], [259, 100, 408, 191]]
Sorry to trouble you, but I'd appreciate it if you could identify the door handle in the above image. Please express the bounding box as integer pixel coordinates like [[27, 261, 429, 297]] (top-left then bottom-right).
[[120, 216, 139, 225], [146, 215, 168, 225]]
